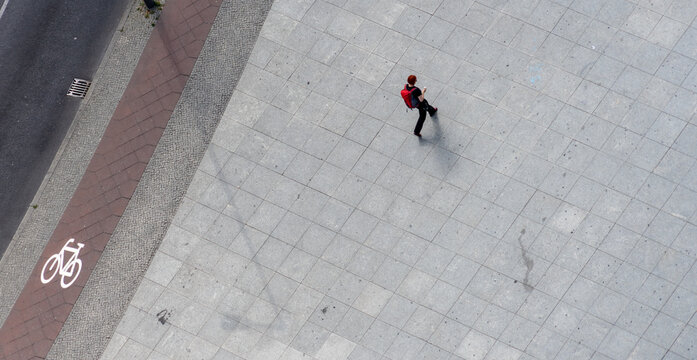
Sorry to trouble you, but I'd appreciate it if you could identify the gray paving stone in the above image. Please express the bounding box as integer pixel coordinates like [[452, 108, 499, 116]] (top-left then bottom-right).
[[530, 227, 568, 263], [672, 325, 697, 359], [612, 66, 652, 99], [459, 2, 496, 34], [557, 141, 596, 173], [539, 166, 578, 199], [102, 2, 697, 359], [430, 317, 472, 353], [525, 326, 567, 359], [114, 339, 151, 360], [537, 263, 575, 299], [334, 308, 374, 344], [627, 339, 668, 360], [623, 6, 660, 38], [639, 77, 678, 111], [628, 137, 667, 171], [266, 47, 304, 79], [673, 124, 697, 158], [360, 319, 400, 354]]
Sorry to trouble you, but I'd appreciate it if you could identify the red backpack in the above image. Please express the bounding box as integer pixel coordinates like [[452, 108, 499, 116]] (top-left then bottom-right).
[[401, 85, 418, 109]]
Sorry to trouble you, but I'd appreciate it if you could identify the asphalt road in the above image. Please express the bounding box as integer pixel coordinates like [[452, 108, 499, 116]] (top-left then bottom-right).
[[0, 0, 131, 258]]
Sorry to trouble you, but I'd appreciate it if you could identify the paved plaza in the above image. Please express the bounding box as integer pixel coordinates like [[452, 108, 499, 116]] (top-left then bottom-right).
[[102, 0, 697, 359]]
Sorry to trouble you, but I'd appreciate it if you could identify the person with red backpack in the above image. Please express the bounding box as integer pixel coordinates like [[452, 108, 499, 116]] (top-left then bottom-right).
[[401, 75, 437, 137]]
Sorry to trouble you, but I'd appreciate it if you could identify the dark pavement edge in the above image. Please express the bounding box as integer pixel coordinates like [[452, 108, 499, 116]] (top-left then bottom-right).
[[0, 0, 155, 328], [47, 0, 274, 358]]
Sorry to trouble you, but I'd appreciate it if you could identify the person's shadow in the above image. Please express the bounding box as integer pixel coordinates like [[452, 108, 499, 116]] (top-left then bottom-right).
[[431, 114, 442, 142], [416, 113, 442, 144], [417, 112, 454, 178]]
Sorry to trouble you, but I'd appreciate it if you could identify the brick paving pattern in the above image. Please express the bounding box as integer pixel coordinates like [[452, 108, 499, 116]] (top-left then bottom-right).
[[0, 0, 221, 358]]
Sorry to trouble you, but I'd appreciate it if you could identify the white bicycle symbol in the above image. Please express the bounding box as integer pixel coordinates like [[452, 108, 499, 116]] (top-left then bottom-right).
[[40, 238, 84, 289]]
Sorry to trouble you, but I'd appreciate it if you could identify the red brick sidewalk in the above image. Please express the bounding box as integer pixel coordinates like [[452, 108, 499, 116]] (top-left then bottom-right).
[[0, 0, 221, 358]]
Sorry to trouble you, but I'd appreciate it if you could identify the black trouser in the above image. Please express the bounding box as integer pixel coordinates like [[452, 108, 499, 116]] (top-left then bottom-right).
[[414, 99, 436, 134]]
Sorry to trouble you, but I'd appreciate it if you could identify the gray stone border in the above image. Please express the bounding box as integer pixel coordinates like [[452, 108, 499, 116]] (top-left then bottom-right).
[[0, 0, 154, 327], [47, 0, 274, 358]]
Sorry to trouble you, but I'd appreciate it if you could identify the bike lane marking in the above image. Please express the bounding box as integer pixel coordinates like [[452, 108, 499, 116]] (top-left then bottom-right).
[[0, 0, 223, 358], [40, 238, 84, 289]]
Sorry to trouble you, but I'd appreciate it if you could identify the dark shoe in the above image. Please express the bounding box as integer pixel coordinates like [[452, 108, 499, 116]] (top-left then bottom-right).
[[414, 132, 421, 137], [430, 107, 438, 116]]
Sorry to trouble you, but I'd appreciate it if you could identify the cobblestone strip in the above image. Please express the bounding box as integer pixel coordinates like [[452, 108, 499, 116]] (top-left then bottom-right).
[[50, 0, 273, 358], [0, 0, 222, 358]]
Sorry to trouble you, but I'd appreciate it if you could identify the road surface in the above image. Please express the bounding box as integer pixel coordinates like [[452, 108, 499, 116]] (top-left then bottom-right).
[[0, 0, 131, 257]]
